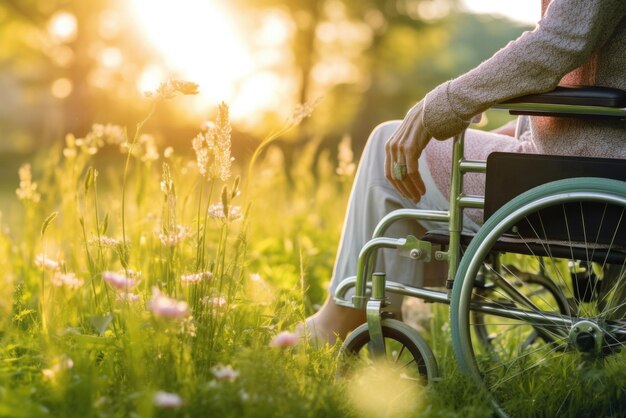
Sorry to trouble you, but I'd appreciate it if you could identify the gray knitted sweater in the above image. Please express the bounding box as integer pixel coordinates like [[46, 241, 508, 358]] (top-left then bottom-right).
[[422, 0, 626, 159]]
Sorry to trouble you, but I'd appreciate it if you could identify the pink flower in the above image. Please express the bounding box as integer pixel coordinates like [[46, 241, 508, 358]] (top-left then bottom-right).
[[102, 271, 138, 291], [149, 287, 189, 319], [153, 391, 183, 408], [269, 331, 299, 348], [211, 364, 239, 382]]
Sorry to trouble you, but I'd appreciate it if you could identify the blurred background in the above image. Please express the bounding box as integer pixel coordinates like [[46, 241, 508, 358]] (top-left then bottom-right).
[[0, 0, 536, 178]]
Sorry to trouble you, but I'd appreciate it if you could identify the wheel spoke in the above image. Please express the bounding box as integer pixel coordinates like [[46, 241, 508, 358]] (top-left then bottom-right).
[[452, 182, 626, 415]]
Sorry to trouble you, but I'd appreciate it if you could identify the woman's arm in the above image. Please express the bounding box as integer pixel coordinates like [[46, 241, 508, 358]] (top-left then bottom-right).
[[422, 0, 626, 140], [385, 0, 626, 202]]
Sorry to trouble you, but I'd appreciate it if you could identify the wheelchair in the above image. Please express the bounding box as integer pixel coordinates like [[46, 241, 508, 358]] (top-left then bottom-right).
[[334, 86, 626, 416]]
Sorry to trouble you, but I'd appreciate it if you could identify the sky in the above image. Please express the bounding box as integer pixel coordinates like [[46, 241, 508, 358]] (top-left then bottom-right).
[[461, 0, 540, 25]]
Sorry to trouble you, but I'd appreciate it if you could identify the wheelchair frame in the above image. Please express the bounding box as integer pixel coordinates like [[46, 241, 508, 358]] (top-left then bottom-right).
[[334, 86, 626, 415]]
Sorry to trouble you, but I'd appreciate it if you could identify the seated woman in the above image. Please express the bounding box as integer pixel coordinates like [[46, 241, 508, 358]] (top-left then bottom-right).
[[299, 0, 626, 345]]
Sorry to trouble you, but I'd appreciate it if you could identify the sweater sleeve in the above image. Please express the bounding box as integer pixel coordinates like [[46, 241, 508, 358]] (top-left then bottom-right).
[[422, 0, 626, 140]]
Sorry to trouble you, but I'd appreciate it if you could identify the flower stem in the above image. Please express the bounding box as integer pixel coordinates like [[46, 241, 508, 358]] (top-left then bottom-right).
[[121, 100, 159, 269]]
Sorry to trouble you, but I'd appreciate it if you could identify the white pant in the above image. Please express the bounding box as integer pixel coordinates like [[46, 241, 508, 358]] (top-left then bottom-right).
[[329, 121, 481, 301]]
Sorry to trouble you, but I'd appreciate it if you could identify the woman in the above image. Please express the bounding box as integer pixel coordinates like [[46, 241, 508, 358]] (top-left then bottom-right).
[[300, 0, 626, 345]]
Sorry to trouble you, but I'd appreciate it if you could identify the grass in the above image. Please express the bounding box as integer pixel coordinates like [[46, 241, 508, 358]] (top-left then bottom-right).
[[1, 85, 624, 418]]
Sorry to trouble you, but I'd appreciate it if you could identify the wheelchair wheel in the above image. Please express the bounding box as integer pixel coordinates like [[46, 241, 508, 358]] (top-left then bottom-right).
[[451, 178, 626, 417], [341, 318, 439, 383], [472, 265, 570, 350]]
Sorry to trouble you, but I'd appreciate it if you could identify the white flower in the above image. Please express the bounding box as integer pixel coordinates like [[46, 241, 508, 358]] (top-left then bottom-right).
[[16, 163, 41, 203], [35, 254, 61, 271], [158, 224, 190, 246], [204, 296, 227, 308], [89, 236, 121, 247], [211, 364, 239, 382], [208, 203, 241, 220], [153, 391, 183, 409], [180, 272, 212, 285], [51, 272, 83, 289], [179, 316, 197, 337], [42, 357, 74, 380]]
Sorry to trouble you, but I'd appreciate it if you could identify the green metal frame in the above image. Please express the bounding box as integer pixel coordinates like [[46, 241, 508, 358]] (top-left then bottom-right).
[[333, 100, 626, 358]]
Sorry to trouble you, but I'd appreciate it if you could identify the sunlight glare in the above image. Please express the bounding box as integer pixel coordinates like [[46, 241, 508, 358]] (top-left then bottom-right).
[[461, 0, 539, 24], [129, 0, 255, 117], [48, 11, 78, 43]]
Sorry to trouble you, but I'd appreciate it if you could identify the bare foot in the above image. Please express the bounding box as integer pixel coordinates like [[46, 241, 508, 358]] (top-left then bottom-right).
[[295, 297, 366, 346]]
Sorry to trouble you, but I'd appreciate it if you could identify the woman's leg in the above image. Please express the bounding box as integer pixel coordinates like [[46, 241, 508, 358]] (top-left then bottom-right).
[[300, 121, 459, 344]]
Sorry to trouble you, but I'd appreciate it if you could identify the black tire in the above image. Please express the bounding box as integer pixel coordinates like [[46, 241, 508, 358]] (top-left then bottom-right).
[[451, 178, 626, 417], [341, 318, 438, 383]]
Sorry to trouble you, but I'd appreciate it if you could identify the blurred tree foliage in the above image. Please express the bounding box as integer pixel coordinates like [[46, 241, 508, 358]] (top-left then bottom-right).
[[0, 0, 530, 168]]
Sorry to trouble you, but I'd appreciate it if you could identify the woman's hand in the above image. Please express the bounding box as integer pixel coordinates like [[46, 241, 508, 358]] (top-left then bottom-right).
[[385, 100, 431, 203]]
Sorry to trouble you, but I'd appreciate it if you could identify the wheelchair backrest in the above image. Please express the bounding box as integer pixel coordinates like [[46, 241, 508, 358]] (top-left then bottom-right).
[[485, 152, 626, 245]]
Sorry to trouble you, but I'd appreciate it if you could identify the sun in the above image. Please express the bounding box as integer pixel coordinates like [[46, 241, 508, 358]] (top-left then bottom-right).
[[129, 0, 283, 123]]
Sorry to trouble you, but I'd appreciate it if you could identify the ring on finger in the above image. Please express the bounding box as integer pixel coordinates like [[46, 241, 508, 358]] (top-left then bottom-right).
[[393, 161, 408, 181]]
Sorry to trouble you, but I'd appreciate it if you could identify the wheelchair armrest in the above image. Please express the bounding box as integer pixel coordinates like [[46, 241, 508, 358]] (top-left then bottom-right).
[[503, 86, 626, 107], [493, 86, 626, 119]]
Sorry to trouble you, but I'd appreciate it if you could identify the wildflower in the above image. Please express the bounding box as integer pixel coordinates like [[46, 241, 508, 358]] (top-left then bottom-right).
[[239, 390, 250, 402], [208, 203, 242, 221], [74, 123, 126, 155], [149, 287, 189, 319], [336, 134, 356, 177], [89, 235, 121, 247], [153, 391, 183, 409], [250, 273, 269, 285], [288, 97, 321, 126], [42, 356, 74, 380], [179, 316, 197, 337], [160, 163, 175, 195], [63, 133, 77, 158], [51, 272, 83, 289], [120, 133, 159, 162], [102, 271, 139, 291], [270, 331, 300, 348], [158, 224, 190, 246], [116, 292, 140, 303], [16, 164, 41, 203], [192, 102, 232, 181], [35, 254, 61, 271], [204, 296, 227, 308], [211, 364, 239, 382], [180, 272, 212, 285], [163, 146, 174, 158], [202, 296, 228, 317], [145, 79, 199, 100]]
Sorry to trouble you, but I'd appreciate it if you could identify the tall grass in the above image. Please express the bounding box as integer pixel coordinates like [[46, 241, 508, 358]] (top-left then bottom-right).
[[1, 83, 623, 418], [0, 84, 353, 418]]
